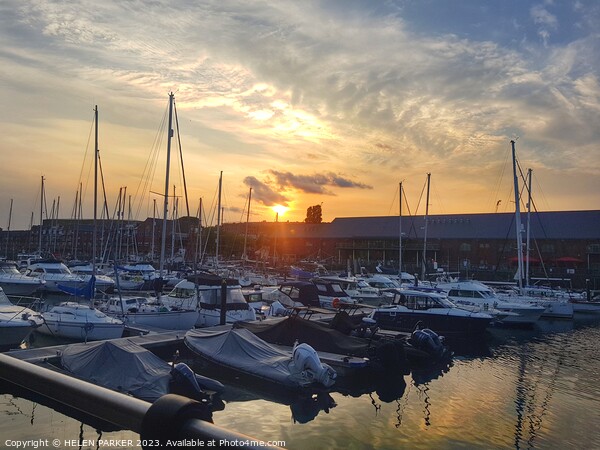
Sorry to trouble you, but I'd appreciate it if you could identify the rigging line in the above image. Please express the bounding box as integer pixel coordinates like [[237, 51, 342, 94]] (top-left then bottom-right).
[[132, 99, 169, 220], [488, 144, 511, 212], [173, 100, 190, 217]]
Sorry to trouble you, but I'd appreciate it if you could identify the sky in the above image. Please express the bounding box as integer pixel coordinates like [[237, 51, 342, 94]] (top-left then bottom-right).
[[0, 0, 599, 230]]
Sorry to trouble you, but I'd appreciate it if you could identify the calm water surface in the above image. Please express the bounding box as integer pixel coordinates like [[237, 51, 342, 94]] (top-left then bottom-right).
[[1, 317, 599, 450]]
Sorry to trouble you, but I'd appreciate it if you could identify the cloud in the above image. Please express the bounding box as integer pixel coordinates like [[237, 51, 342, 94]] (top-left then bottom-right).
[[243, 176, 289, 207], [268, 170, 372, 194]]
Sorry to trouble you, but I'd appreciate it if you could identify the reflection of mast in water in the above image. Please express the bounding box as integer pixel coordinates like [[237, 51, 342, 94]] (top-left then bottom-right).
[[513, 337, 565, 450], [394, 382, 412, 429], [415, 383, 432, 427]]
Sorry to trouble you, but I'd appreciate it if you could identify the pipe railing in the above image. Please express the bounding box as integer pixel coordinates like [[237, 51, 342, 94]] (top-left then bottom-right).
[[0, 353, 283, 449]]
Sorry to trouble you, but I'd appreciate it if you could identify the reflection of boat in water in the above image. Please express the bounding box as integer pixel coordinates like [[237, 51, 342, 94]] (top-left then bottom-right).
[[185, 327, 337, 390]]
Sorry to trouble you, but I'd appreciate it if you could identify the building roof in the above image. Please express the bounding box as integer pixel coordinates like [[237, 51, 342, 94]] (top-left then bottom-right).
[[281, 210, 600, 240]]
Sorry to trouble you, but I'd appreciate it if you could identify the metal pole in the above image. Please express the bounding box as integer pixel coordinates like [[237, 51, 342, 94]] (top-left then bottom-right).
[[0, 354, 282, 450]]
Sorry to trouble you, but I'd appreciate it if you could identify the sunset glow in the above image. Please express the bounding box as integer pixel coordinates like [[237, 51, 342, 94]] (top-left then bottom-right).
[[272, 205, 289, 217]]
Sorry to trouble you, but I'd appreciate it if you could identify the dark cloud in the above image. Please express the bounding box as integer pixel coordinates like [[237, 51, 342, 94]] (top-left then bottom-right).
[[269, 170, 372, 194], [243, 176, 289, 207]]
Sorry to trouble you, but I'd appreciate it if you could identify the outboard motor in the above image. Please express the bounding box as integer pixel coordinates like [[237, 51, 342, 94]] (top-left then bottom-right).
[[410, 327, 445, 357], [292, 342, 337, 387], [170, 363, 212, 404]]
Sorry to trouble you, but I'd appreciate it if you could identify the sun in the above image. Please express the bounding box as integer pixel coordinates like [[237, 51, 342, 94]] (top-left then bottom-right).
[[272, 204, 289, 217]]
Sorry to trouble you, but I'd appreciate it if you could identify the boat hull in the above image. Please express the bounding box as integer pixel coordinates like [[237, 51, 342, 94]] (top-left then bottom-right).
[[37, 320, 124, 341], [372, 310, 491, 336], [120, 310, 199, 330], [0, 321, 37, 350]]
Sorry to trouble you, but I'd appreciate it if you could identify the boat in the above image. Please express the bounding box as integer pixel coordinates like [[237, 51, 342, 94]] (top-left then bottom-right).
[[368, 288, 493, 336], [23, 259, 87, 294], [38, 301, 125, 341], [311, 278, 357, 308], [318, 275, 385, 305], [161, 273, 257, 327], [100, 295, 199, 330], [0, 286, 43, 350], [185, 327, 337, 389], [237, 304, 454, 369], [435, 280, 545, 325], [68, 262, 116, 293], [60, 339, 224, 404], [0, 261, 45, 296]]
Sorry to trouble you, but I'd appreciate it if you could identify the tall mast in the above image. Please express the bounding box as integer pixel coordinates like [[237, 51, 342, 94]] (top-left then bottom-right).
[[525, 168, 532, 287], [159, 92, 174, 278], [38, 175, 44, 255], [243, 187, 252, 262], [398, 182, 402, 278], [421, 173, 431, 281], [5, 198, 12, 258], [93, 105, 98, 277], [216, 171, 222, 269], [511, 140, 524, 293]]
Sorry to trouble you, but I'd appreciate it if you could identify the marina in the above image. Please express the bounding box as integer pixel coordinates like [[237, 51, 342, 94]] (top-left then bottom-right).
[[0, 314, 599, 449]]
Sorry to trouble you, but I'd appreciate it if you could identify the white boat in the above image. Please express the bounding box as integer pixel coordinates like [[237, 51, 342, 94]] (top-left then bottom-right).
[[369, 288, 493, 336], [436, 280, 545, 325], [100, 295, 199, 330], [0, 261, 45, 296], [311, 278, 357, 308], [161, 275, 257, 327], [24, 259, 87, 294], [495, 285, 574, 319], [318, 275, 385, 305], [38, 302, 124, 341], [569, 298, 600, 314], [0, 287, 43, 350], [68, 263, 116, 293]]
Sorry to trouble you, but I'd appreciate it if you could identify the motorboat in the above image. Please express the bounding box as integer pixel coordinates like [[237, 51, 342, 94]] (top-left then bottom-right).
[[185, 327, 337, 390], [100, 296, 199, 331], [38, 302, 125, 341], [318, 275, 385, 306], [0, 261, 45, 296], [311, 278, 357, 308], [160, 273, 257, 327], [494, 285, 574, 319], [60, 339, 224, 404], [368, 289, 493, 336], [436, 280, 545, 325], [24, 259, 87, 294], [0, 287, 43, 350]]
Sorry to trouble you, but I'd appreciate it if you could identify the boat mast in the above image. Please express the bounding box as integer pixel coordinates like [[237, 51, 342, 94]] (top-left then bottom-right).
[[243, 187, 252, 263], [216, 171, 222, 269], [38, 175, 44, 256], [525, 168, 532, 287], [93, 106, 98, 278], [159, 92, 175, 278], [421, 173, 431, 282], [398, 181, 402, 279], [5, 198, 12, 258], [511, 140, 524, 294]]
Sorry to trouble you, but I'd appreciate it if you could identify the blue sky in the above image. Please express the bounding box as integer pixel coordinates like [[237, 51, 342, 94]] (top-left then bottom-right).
[[0, 0, 598, 230]]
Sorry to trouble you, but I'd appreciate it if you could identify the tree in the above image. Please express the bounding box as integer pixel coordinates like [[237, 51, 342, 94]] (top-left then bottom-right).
[[305, 204, 323, 224]]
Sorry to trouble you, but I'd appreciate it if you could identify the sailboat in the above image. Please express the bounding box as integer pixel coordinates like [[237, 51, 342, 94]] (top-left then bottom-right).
[[38, 106, 125, 341], [101, 94, 198, 331], [494, 142, 574, 319]]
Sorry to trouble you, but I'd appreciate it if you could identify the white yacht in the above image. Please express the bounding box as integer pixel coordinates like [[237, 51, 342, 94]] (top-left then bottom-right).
[[318, 275, 385, 305], [68, 263, 116, 293], [0, 287, 43, 349], [0, 261, 45, 296], [24, 259, 87, 294], [436, 280, 545, 325], [38, 302, 124, 341], [161, 275, 256, 327]]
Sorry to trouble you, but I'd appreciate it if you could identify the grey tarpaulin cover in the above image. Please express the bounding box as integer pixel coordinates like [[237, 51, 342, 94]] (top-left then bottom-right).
[[185, 327, 335, 388], [61, 339, 171, 402]]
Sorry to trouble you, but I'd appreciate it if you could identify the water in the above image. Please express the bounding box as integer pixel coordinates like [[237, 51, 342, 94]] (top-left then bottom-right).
[[1, 317, 600, 449]]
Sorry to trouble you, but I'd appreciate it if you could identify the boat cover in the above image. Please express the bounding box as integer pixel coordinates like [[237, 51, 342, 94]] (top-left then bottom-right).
[[185, 328, 336, 388], [235, 316, 371, 357], [61, 339, 171, 402]]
